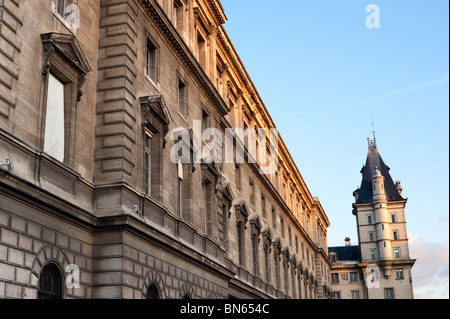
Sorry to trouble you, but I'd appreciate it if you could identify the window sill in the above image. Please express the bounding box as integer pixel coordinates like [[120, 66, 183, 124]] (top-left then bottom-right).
[[144, 74, 160, 92]]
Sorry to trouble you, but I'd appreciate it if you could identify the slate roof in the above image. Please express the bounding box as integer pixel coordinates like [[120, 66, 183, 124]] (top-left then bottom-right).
[[328, 246, 361, 262], [355, 142, 404, 204]]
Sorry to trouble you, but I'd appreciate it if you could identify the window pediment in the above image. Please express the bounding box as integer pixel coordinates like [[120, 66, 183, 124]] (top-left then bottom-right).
[[140, 95, 172, 127], [41, 32, 91, 76]]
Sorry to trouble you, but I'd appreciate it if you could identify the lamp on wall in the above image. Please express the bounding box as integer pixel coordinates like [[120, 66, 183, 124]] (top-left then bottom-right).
[[0, 157, 14, 172]]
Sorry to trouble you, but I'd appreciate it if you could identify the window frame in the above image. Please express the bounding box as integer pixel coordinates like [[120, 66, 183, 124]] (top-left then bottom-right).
[[40, 33, 91, 168], [38, 263, 63, 300]]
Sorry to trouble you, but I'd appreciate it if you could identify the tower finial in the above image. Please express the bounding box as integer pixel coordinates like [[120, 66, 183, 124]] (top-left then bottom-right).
[[368, 121, 377, 148], [372, 121, 376, 140]]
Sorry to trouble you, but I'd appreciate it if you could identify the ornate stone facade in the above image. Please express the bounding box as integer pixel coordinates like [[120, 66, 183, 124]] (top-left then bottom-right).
[[0, 0, 331, 299]]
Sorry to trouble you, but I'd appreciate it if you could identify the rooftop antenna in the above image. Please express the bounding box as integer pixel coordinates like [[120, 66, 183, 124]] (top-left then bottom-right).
[[368, 121, 377, 148], [371, 121, 377, 141]]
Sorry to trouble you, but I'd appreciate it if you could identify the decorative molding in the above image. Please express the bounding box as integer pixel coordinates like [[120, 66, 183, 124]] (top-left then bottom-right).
[[140, 0, 229, 117]]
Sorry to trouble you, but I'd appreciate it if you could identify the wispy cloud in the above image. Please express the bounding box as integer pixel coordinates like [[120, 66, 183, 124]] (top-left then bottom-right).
[[339, 73, 449, 111], [409, 233, 449, 299]]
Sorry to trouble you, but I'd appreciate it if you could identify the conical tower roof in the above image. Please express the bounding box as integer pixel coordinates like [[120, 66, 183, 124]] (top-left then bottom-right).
[[355, 139, 404, 204]]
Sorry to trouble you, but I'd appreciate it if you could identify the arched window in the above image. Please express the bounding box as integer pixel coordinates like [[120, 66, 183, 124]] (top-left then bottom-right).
[[147, 284, 160, 299], [38, 263, 62, 299]]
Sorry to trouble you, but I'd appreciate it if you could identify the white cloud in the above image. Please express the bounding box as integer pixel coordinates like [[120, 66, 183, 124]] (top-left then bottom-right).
[[409, 233, 449, 299]]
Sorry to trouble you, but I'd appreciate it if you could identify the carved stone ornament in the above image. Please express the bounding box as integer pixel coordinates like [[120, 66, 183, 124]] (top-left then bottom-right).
[[41, 32, 91, 101]]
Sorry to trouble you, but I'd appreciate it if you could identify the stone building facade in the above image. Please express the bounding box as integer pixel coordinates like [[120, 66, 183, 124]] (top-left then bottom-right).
[[328, 138, 416, 299], [0, 0, 332, 299]]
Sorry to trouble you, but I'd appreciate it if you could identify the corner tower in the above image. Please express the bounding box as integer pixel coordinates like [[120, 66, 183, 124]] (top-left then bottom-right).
[[352, 137, 416, 299]]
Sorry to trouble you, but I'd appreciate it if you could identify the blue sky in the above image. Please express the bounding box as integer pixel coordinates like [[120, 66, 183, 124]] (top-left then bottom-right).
[[221, 0, 449, 298]]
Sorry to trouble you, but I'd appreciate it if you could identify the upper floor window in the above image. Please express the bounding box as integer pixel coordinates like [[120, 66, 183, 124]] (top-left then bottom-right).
[[197, 31, 207, 70], [331, 273, 340, 283], [252, 234, 259, 276], [391, 214, 397, 223], [41, 33, 91, 167], [393, 231, 399, 241], [396, 269, 404, 279], [368, 215, 373, 225], [173, 0, 185, 34], [178, 78, 187, 117], [395, 248, 401, 258], [204, 180, 214, 237], [349, 272, 359, 282], [146, 38, 158, 83]]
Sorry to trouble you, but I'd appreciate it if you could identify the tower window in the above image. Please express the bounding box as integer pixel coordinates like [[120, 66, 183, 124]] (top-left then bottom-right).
[[391, 214, 397, 223], [396, 269, 404, 279], [393, 231, 399, 240]]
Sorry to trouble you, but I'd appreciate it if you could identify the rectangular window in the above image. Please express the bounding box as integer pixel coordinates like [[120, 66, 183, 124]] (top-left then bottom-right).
[[264, 244, 270, 283], [395, 248, 400, 258], [57, 0, 68, 17], [368, 216, 373, 225], [391, 214, 397, 223], [202, 109, 209, 133], [173, 0, 184, 32], [204, 181, 213, 237], [351, 291, 360, 299], [44, 73, 65, 163], [288, 227, 292, 246], [280, 218, 285, 238], [331, 273, 340, 283], [197, 32, 206, 69], [272, 207, 277, 230], [237, 221, 245, 266], [396, 269, 404, 279], [284, 262, 289, 295], [261, 195, 266, 218], [252, 235, 259, 276], [275, 256, 281, 289], [385, 288, 395, 299], [393, 231, 399, 241], [371, 250, 376, 260], [146, 39, 158, 83], [350, 272, 358, 282], [249, 179, 255, 206], [178, 78, 187, 116], [144, 130, 153, 195], [332, 292, 341, 300], [178, 160, 183, 217], [235, 164, 241, 191], [369, 232, 375, 242]]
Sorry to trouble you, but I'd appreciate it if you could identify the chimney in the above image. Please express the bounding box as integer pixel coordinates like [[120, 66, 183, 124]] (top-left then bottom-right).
[[396, 181, 403, 196], [345, 237, 351, 247]]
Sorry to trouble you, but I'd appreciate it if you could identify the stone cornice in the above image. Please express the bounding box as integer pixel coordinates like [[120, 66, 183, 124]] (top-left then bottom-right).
[[140, 0, 230, 117]]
